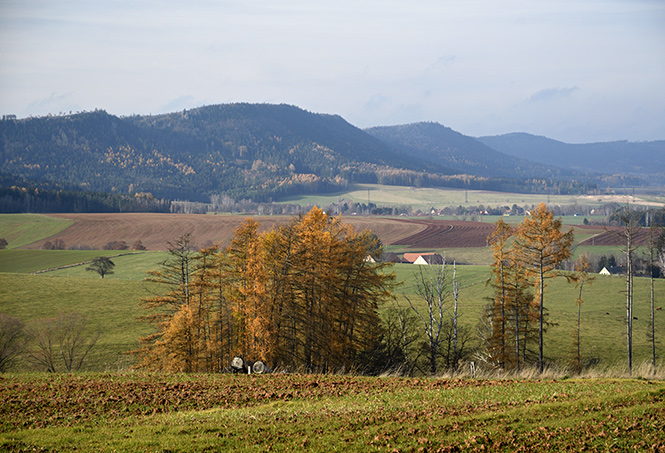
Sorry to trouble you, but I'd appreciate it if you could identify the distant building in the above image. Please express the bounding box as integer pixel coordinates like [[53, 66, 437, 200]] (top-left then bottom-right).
[[600, 266, 623, 275], [403, 252, 444, 265], [413, 253, 444, 265], [366, 252, 403, 264], [379, 252, 402, 263]]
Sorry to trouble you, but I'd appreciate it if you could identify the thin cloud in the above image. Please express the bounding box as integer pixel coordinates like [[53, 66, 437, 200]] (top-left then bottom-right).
[[527, 87, 580, 103]]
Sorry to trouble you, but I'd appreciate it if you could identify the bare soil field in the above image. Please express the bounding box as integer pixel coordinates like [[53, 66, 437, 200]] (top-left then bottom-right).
[[576, 225, 663, 247], [19, 213, 429, 251], [390, 218, 495, 248], [19, 213, 652, 251]]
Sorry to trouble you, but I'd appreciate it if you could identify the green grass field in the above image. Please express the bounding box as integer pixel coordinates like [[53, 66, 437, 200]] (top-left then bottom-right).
[[2, 259, 663, 372], [0, 214, 73, 249], [1, 213, 664, 452], [0, 249, 123, 274], [1, 373, 663, 452], [0, 212, 663, 373]]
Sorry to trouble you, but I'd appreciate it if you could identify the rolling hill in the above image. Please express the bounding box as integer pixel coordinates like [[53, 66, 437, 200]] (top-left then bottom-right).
[[0, 105, 454, 203], [477, 132, 665, 181], [365, 122, 575, 179], [2, 103, 660, 211]]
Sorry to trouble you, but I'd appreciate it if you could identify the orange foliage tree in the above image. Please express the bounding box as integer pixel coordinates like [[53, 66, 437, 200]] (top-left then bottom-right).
[[514, 203, 574, 373], [485, 219, 537, 371], [134, 207, 396, 373]]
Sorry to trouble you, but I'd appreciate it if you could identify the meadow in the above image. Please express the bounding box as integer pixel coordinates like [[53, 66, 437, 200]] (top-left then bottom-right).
[[0, 214, 72, 249], [1, 252, 663, 372], [1, 210, 664, 372]]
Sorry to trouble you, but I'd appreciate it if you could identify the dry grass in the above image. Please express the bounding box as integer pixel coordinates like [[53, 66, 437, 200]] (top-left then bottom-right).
[[433, 361, 665, 381]]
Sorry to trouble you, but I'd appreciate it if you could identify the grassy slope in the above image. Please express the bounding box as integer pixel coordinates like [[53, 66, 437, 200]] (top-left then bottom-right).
[[389, 263, 665, 367], [0, 214, 73, 248], [0, 212, 662, 371], [1, 374, 663, 452], [35, 250, 168, 279], [0, 273, 154, 371]]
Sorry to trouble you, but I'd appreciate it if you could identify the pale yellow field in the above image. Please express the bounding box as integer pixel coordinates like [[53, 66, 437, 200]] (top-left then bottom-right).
[[279, 184, 665, 211]]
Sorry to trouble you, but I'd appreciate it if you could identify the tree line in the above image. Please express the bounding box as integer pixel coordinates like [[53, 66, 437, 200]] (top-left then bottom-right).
[[132, 204, 663, 375], [482, 203, 574, 372]]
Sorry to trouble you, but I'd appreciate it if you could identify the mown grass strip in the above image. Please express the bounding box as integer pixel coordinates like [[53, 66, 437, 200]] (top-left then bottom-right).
[[0, 249, 120, 274], [0, 214, 73, 249]]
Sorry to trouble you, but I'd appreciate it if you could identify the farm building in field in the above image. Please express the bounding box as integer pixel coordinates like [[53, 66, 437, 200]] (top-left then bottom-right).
[[414, 253, 444, 265], [403, 252, 444, 265], [599, 266, 623, 276]]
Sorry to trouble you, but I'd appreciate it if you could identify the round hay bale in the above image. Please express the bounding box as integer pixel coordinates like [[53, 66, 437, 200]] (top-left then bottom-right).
[[231, 356, 244, 371], [253, 360, 271, 374]]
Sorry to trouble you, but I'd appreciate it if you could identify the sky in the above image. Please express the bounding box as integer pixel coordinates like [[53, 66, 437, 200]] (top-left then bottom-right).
[[1, 0, 664, 143]]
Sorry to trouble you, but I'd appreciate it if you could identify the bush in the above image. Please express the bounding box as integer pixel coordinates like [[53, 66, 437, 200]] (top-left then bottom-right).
[[103, 240, 128, 250]]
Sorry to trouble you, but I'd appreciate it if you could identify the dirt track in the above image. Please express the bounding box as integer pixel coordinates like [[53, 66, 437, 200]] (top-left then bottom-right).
[[23, 214, 495, 251]]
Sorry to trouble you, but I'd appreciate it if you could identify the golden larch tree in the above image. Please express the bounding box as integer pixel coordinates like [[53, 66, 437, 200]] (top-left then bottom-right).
[[514, 203, 573, 373]]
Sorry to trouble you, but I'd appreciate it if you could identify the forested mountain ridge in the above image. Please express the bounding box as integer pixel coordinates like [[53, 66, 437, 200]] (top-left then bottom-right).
[[365, 122, 574, 179], [478, 132, 665, 182], [1, 103, 643, 209], [1, 104, 461, 203]]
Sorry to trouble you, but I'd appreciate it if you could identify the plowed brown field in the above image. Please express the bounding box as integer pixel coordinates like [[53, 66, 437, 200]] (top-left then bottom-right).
[[576, 225, 663, 247], [390, 219, 494, 248], [23, 214, 493, 250]]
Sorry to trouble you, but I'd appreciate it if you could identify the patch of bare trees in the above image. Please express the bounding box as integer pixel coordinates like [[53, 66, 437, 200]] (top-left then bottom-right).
[[0, 312, 99, 372]]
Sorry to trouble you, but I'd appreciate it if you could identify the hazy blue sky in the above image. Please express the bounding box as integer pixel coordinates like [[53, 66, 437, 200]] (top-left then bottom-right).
[[1, 0, 663, 143]]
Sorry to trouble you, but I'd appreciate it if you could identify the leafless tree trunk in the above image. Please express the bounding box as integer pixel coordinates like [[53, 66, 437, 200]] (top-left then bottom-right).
[[405, 260, 462, 375], [647, 220, 663, 371], [451, 262, 460, 373], [617, 205, 641, 375]]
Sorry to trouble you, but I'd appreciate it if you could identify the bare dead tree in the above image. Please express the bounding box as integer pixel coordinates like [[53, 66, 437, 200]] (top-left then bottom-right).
[[27, 313, 100, 372], [646, 218, 664, 371], [615, 205, 641, 375], [404, 260, 463, 375], [0, 313, 26, 372]]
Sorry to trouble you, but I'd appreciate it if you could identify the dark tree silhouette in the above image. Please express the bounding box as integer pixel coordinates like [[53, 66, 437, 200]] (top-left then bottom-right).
[[86, 257, 115, 279]]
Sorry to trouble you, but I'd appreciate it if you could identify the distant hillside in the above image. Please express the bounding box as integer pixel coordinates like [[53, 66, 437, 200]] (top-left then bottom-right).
[[365, 122, 575, 180], [0, 104, 611, 209], [477, 133, 665, 182], [1, 104, 454, 203]]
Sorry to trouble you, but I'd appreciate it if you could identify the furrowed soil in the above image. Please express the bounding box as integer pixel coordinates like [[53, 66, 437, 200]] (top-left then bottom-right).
[[17, 213, 494, 251], [1, 374, 663, 452], [576, 225, 663, 247]]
